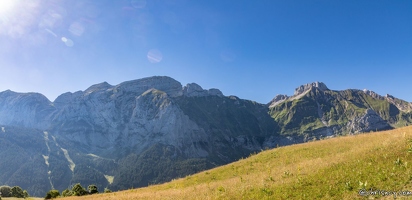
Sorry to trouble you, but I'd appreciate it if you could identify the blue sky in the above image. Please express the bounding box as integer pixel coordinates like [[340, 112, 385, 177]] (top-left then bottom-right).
[[0, 0, 411, 104]]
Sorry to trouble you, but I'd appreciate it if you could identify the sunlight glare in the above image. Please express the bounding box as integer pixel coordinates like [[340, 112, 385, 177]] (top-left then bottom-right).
[[0, 0, 17, 14]]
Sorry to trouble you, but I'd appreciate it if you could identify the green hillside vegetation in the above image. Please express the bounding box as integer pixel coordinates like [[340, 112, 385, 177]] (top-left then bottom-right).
[[60, 126, 412, 199], [270, 88, 412, 135]]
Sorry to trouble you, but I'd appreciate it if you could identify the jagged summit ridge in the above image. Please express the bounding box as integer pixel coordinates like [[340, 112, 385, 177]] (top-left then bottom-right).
[[53, 76, 224, 101], [268, 81, 328, 108], [112, 76, 184, 97], [85, 81, 113, 94], [294, 81, 328, 96], [268, 94, 289, 108], [182, 83, 223, 97], [362, 89, 384, 100]]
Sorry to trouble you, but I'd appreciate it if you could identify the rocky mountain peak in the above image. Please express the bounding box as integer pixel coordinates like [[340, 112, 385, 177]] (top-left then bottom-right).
[[53, 91, 83, 107], [294, 81, 328, 96], [114, 76, 183, 97], [362, 89, 384, 100], [183, 83, 204, 96], [85, 81, 113, 95], [183, 83, 223, 97], [385, 94, 394, 99], [268, 94, 289, 108]]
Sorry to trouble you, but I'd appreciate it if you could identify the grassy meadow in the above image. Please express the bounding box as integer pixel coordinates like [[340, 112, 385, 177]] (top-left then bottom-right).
[[60, 126, 412, 199]]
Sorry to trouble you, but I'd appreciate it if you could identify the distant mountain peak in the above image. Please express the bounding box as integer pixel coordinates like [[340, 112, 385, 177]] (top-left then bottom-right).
[[294, 81, 328, 96], [85, 81, 113, 94], [182, 83, 223, 97], [268, 94, 289, 108]]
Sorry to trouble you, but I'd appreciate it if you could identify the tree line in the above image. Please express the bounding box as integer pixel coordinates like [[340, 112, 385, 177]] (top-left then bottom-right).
[[0, 185, 29, 198], [45, 183, 111, 199]]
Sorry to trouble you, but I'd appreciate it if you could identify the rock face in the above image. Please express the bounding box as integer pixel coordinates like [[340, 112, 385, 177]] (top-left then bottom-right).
[[0, 77, 411, 196], [0, 90, 55, 129], [294, 81, 328, 96], [347, 109, 391, 133], [268, 94, 289, 108], [0, 76, 279, 195], [182, 83, 223, 97]]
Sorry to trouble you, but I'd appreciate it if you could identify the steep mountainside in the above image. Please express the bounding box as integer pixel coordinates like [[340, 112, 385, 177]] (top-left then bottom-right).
[[268, 82, 412, 142], [0, 76, 282, 195], [0, 77, 411, 196]]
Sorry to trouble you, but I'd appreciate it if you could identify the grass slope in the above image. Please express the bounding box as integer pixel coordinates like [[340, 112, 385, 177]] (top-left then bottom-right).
[[62, 126, 412, 199]]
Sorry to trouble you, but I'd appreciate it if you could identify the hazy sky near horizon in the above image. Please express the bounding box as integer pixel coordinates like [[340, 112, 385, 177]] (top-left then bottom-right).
[[1, 0, 411, 103]]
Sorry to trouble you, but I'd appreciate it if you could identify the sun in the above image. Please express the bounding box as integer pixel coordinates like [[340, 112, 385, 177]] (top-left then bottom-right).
[[0, 0, 17, 14]]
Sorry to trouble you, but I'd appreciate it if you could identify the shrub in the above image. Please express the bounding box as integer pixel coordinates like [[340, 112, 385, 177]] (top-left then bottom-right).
[[23, 190, 29, 198], [0, 185, 11, 197], [104, 188, 112, 193], [88, 184, 98, 194], [72, 183, 87, 196], [61, 189, 72, 197], [45, 189, 60, 199], [11, 186, 24, 198]]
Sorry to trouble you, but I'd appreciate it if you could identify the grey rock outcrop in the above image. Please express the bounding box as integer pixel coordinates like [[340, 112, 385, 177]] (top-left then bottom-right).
[[113, 76, 184, 98], [207, 88, 224, 97], [294, 81, 328, 96], [268, 94, 289, 108], [385, 94, 412, 112], [347, 109, 391, 133], [362, 89, 384, 100], [0, 90, 55, 129], [183, 83, 223, 97]]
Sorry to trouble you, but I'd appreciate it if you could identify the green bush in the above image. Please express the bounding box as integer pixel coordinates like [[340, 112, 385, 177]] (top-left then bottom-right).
[[72, 183, 87, 196], [61, 189, 72, 197], [23, 190, 29, 198], [11, 186, 24, 198], [88, 184, 98, 194], [0, 185, 11, 197], [45, 189, 60, 199], [104, 188, 112, 193]]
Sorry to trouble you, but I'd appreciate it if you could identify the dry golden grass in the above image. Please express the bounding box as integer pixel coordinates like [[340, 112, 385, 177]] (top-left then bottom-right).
[[61, 126, 412, 200]]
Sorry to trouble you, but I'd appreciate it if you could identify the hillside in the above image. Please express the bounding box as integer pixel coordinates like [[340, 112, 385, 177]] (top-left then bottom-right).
[[62, 126, 412, 199]]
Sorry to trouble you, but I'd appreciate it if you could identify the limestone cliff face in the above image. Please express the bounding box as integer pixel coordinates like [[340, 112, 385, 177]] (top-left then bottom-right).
[[0, 90, 55, 129], [48, 77, 230, 158], [0, 76, 278, 195]]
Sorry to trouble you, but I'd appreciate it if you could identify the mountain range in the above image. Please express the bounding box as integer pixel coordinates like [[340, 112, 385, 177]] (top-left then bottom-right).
[[0, 76, 411, 196]]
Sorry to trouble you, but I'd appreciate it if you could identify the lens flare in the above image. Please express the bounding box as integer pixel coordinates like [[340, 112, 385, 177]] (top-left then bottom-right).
[[61, 37, 74, 47], [147, 49, 163, 63]]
